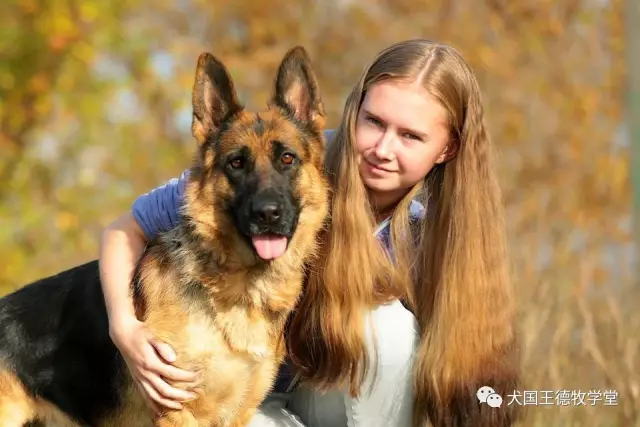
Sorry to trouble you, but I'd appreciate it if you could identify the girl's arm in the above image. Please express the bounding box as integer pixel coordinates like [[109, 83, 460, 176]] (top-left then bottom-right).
[[100, 211, 147, 331], [101, 169, 189, 335], [99, 170, 198, 413]]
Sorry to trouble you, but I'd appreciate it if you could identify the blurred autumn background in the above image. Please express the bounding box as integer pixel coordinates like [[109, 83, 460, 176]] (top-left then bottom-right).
[[0, 0, 637, 425]]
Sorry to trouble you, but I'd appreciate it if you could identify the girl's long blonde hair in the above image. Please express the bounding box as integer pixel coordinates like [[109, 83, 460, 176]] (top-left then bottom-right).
[[288, 39, 520, 426]]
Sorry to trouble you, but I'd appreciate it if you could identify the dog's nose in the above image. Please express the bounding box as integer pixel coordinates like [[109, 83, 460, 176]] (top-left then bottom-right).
[[252, 200, 281, 224]]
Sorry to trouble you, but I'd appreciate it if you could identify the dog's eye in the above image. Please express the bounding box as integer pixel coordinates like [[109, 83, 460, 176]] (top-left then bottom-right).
[[229, 158, 244, 169], [281, 153, 295, 165]]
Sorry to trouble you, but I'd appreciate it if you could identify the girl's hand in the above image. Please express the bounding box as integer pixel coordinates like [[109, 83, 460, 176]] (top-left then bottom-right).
[[109, 317, 200, 414]]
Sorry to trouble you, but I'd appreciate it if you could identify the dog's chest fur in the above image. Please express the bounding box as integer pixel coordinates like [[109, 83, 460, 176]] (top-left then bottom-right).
[[142, 252, 287, 363], [146, 279, 281, 364]]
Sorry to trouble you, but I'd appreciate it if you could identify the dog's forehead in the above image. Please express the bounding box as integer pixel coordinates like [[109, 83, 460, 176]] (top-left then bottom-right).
[[218, 110, 308, 155]]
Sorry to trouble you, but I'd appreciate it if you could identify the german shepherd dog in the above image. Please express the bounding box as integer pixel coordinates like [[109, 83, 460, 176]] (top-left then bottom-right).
[[0, 46, 329, 427]]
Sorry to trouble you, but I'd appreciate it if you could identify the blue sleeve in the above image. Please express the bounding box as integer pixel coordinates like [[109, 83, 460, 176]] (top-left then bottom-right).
[[323, 129, 335, 144], [131, 169, 190, 241]]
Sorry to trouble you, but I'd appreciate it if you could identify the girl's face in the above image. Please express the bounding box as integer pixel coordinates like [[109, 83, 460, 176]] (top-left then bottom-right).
[[355, 79, 453, 210]]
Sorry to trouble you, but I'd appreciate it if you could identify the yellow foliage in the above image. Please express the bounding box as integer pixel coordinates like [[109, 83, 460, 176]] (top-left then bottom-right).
[[55, 212, 78, 231]]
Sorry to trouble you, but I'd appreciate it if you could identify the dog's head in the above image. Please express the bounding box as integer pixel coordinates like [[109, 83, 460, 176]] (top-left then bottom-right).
[[183, 46, 329, 266]]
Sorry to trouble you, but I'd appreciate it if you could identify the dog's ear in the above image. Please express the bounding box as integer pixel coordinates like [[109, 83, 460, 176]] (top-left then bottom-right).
[[271, 46, 325, 130], [191, 52, 243, 145]]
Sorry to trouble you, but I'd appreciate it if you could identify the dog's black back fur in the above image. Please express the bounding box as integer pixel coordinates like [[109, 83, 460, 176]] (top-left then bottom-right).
[[0, 260, 124, 425]]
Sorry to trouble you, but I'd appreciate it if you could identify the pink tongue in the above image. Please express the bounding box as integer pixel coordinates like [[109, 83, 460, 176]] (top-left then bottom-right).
[[251, 235, 288, 260]]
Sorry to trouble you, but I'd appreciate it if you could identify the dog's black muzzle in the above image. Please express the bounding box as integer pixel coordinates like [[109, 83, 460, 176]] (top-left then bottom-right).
[[234, 189, 299, 239]]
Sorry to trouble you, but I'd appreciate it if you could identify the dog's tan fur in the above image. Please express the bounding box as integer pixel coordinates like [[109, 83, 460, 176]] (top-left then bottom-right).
[[113, 47, 328, 427]]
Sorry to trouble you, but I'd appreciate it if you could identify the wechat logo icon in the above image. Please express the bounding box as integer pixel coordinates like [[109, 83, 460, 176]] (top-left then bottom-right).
[[477, 386, 503, 408]]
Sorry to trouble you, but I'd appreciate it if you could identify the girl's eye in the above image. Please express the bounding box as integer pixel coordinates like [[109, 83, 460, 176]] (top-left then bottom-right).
[[367, 116, 383, 127], [402, 133, 422, 141], [281, 153, 295, 165]]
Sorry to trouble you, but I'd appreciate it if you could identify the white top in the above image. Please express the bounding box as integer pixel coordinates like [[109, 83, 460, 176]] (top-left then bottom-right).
[[249, 300, 419, 427]]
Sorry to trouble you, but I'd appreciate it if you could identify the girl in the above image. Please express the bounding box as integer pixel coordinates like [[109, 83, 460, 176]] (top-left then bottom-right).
[[99, 39, 520, 427]]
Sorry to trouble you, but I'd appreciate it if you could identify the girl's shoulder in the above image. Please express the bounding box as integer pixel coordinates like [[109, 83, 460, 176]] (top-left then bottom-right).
[[323, 129, 336, 143]]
